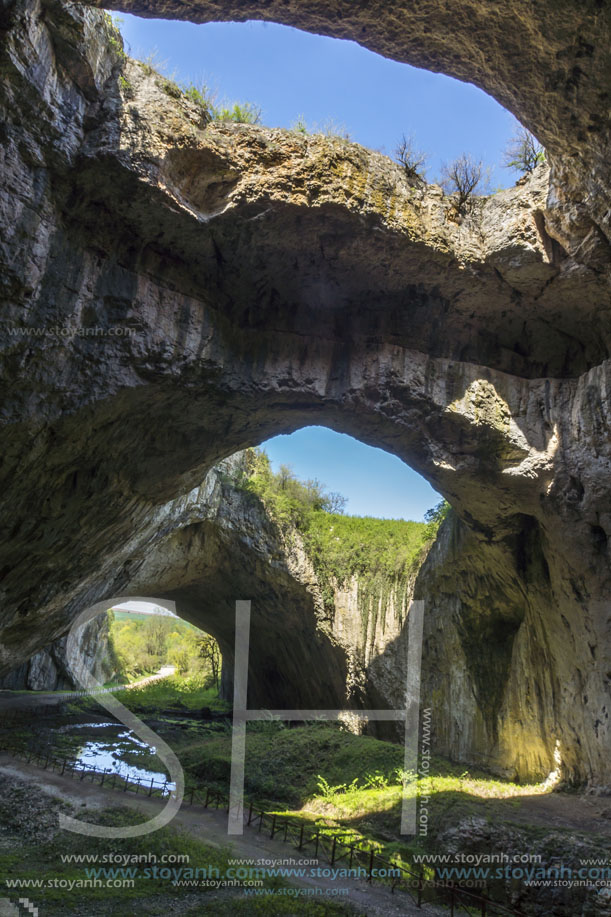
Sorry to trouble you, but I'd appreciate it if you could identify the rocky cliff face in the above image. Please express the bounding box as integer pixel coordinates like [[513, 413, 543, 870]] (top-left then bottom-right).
[[0, 0, 609, 785], [0, 613, 111, 690], [57, 453, 600, 788], [91, 0, 611, 275]]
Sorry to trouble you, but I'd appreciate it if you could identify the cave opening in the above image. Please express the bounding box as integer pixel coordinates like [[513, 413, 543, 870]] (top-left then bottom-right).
[[1, 0, 610, 904], [0, 421, 453, 748], [114, 11, 522, 192]]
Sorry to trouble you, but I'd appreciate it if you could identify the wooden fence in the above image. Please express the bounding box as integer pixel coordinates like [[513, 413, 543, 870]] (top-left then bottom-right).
[[0, 740, 526, 917]]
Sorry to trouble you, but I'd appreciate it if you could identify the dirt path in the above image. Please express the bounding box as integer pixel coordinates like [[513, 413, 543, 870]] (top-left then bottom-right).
[[0, 667, 175, 713], [0, 755, 445, 917]]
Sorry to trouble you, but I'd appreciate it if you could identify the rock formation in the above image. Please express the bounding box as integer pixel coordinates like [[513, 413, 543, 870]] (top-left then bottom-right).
[[0, 0, 609, 785], [0, 613, 111, 690], [91, 0, 611, 274]]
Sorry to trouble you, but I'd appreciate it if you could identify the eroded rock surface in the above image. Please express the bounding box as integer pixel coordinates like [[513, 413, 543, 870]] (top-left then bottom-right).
[[90, 0, 611, 272], [0, 0, 609, 785], [0, 614, 111, 690]]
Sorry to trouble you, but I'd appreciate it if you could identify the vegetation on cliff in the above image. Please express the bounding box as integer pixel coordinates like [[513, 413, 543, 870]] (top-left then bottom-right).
[[238, 448, 448, 620], [107, 610, 221, 684]]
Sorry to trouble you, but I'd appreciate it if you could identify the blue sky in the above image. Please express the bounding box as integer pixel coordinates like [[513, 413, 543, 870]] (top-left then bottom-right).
[[117, 14, 518, 520], [118, 14, 518, 187], [261, 427, 440, 521]]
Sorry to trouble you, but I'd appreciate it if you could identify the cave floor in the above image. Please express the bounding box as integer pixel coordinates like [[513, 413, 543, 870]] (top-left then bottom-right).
[[0, 755, 446, 917], [486, 788, 611, 835]]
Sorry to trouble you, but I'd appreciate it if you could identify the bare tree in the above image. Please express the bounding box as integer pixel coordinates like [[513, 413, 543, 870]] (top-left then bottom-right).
[[503, 126, 545, 174], [395, 133, 427, 180], [439, 154, 486, 214]]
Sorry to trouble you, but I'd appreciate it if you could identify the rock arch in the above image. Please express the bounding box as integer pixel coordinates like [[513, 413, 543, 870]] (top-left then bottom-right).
[[92, 0, 611, 264], [0, 0, 609, 785]]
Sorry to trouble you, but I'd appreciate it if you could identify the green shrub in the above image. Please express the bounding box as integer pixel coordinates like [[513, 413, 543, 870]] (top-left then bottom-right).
[[364, 770, 389, 789], [184, 82, 213, 110], [102, 12, 125, 60], [240, 449, 346, 530], [182, 84, 261, 123], [214, 101, 262, 124]]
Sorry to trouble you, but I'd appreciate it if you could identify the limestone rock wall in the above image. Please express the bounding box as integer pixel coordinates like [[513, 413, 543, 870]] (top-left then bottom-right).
[[0, 613, 112, 691], [90, 0, 611, 272], [0, 0, 609, 787]]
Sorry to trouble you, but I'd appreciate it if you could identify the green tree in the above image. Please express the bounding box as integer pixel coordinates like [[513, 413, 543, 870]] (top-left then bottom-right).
[[424, 499, 450, 537], [141, 616, 173, 658], [198, 634, 221, 688], [241, 449, 346, 528]]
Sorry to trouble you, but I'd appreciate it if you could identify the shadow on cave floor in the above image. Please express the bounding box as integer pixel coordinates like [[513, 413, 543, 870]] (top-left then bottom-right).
[[111, 716, 611, 851], [162, 719, 610, 915]]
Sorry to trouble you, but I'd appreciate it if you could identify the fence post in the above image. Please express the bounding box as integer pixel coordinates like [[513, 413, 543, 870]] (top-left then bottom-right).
[[189, 787, 194, 805], [124, 775, 130, 792], [247, 800, 253, 826], [61, 759, 67, 775], [418, 868, 423, 907], [258, 811, 263, 834], [101, 769, 106, 786], [349, 845, 354, 870], [298, 825, 304, 850], [149, 778, 155, 797], [205, 788, 210, 808], [270, 814, 277, 839], [481, 895, 487, 917], [283, 821, 288, 842], [368, 849, 374, 884], [314, 830, 320, 858]]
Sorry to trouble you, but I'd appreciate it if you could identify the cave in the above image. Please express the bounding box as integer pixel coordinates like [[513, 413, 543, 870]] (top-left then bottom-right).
[[0, 0, 609, 803]]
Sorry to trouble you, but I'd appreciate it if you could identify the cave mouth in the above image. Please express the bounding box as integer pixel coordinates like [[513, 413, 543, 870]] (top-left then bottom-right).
[[114, 11, 519, 192], [258, 425, 442, 521], [1, 428, 447, 727], [107, 599, 223, 696]]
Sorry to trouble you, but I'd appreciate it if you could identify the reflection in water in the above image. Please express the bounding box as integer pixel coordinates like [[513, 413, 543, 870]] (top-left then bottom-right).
[[57, 721, 176, 792]]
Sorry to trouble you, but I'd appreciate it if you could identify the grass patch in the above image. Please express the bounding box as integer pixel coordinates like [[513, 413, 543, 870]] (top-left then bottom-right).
[[0, 786, 357, 916], [166, 722, 571, 868], [68, 677, 231, 718], [120, 677, 229, 713], [177, 723, 403, 806]]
